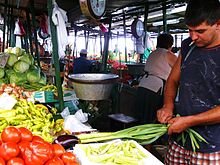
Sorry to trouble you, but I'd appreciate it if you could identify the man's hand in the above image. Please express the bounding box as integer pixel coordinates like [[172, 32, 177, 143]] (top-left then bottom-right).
[[167, 116, 192, 135], [157, 107, 173, 124]]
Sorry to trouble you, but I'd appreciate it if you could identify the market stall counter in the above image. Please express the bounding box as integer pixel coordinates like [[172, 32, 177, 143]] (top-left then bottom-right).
[[73, 140, 164, 165]]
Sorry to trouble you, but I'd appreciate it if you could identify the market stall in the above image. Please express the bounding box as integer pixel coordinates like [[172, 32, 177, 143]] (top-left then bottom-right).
[[0, 0, 191, 164]]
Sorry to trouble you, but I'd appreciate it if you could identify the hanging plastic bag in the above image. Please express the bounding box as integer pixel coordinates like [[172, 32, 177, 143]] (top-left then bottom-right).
[[14, 19, 21, 35], [18, 19, 25, 36], [14, 18, 25, 36], [38, 14, 50, 39]]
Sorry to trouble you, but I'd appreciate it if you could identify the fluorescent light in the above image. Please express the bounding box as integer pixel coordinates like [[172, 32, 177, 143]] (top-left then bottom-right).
[[168, 5, 186, 14], [148, 11, 163, 19], [152, 19, 180, 26], [148, 4, 187, 19]]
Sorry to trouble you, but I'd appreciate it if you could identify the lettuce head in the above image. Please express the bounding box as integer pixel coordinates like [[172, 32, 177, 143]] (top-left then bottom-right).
[[0, 68, 5, 78], [26, 68, 41, 83], [13, 60, 30, 73], [7, 53, 18, 67]]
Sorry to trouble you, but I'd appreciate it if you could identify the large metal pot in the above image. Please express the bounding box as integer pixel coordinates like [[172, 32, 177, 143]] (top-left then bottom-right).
[[68, 73, 119, 100]]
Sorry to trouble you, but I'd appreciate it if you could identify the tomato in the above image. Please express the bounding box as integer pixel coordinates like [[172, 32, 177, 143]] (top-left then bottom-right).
[[22, 141, 54, 165], [52, 144, 65, 157], [18, 127, 33, 142], [32, 136, 45, 143], [45, 157, 64, 165], [23, 146, 43, 165], [61, 152, 77, 164], [7, 157, 24, 165], [1, 127, 21, 143], [0, 142, 20, 161], [30, 141, 54, 160], [0, 157, 5, 165], [18, 141, 30, 155], [65, 163, 79, 165]]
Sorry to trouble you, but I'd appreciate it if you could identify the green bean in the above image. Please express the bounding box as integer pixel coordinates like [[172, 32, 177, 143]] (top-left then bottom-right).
[[188, 128, 208, 143], [189, 131, 196, 152]]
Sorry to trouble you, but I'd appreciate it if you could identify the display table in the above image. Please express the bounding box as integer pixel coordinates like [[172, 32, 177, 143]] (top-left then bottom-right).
[[73, 140, 164, 165]]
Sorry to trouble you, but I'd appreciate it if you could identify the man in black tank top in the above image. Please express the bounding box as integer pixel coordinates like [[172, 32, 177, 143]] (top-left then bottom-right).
[[157, 0, 220, 164]]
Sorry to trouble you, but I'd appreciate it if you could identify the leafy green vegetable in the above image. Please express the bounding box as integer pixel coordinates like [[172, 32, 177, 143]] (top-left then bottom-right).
[[4, 47, 13, 53], [19, 53, 32, 65], [12, 47, 22, 56], [0, 78, 8, 85], [26, 68, 41, 83], [7, 53, 18, 67], [0, 68, 5, 78], [29, 54, 35, 65], [9, 72, 27, 84], [29, 64, 39, 70], [77, 123, 208, 152], [39, 72, 47, 85], [13, 60, 30, 73], [5, 69, 15, 79]]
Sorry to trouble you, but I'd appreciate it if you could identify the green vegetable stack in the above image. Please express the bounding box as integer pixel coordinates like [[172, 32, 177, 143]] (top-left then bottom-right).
[[0, 47, 46, 90], [0, 99, 64, 142], [77, 124, 208, 152]]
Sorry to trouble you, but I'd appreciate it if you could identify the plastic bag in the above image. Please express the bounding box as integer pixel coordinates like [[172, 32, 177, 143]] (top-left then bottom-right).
[[61, 108, 95, 133], [14, 19, 21, 35], [14, 19, 25, 36]]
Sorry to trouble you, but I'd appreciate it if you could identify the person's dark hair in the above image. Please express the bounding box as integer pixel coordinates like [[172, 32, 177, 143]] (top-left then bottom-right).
[[185, 0, 220, 27], [156, 33, 173, 49]]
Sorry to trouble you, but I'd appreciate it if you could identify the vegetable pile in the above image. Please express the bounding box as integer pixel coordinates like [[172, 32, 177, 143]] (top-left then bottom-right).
[[0, 47, 46, 90], [0, 99, 63, 142], [0, 83, 26, 99], [77, 124, 167, 145], [76, 124, 208, 152], [77, 140, 148, 165], [0, 126, 79, 165]]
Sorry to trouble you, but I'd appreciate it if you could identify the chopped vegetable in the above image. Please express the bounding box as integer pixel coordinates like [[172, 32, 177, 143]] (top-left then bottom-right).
[[78, 140, 147, 165]]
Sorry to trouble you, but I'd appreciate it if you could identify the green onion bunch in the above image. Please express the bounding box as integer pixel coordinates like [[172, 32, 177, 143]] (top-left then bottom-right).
[[76, 123, 208, 152]]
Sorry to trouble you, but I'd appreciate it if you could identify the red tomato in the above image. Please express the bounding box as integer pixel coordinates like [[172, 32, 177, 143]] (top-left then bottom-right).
[[61, 152, 77, 164], [7, 157, 24, 165], [30, 141, 54, 160], [65, 163, 79, 165], [22, 141, 54, 165], [18, 141, 30, 155], [45, 157, 64, 165], [0, 142, 20, 161], [1, 127, 21, 143], [0, 157, 5, 165], [18, 127, 33, 142], [22, 146, 43, 165], [52, 144, 65, 157], [32, 136, 45, 143]]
